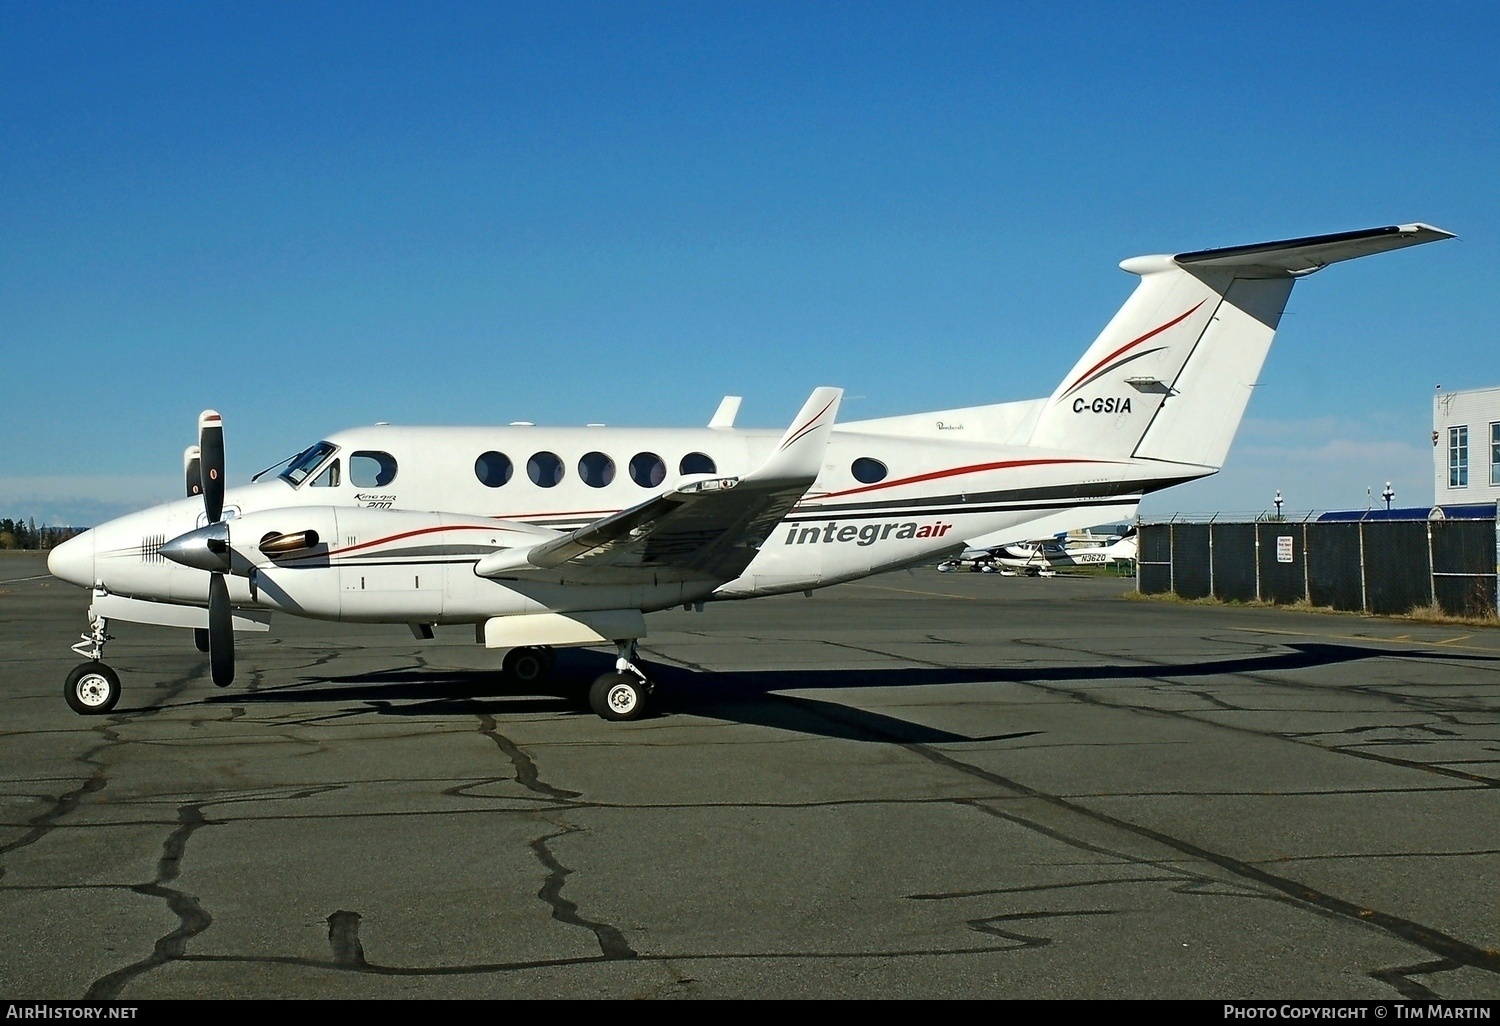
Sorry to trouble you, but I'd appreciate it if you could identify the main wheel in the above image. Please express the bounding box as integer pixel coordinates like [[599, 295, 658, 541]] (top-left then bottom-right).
[[64, 662, 121, 716], [503, 646, 550, 687], [588, 672, 647, 721]]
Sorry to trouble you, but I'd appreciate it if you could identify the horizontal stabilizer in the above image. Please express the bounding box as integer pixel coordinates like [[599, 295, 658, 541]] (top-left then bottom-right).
[[1170, 223, 1455, 276], [1030, 223, 1454, 467]]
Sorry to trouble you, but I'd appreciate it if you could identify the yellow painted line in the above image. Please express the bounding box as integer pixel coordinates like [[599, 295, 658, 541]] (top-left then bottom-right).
[[1229, 625, 1499, 654]]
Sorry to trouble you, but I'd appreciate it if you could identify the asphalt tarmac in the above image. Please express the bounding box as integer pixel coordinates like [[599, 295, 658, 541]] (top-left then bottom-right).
[[1, 550, 1498, 1000]]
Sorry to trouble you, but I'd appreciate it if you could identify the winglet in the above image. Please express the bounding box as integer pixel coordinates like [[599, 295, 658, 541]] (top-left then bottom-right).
[[709, 396, 742, 429], [745, 387, 842, 485]]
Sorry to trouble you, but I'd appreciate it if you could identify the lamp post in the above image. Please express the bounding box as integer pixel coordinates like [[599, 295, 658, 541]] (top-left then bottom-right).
[[1274, 490, 1283, 521], [1383, 482, 1394, 512]]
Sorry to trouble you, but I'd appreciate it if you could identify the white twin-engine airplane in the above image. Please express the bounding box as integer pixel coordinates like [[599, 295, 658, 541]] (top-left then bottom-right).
[[48, 224, 1453, 720]]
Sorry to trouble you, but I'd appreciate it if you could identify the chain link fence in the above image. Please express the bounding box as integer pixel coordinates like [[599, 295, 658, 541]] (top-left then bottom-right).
[[1138, 515, 1498, 618]]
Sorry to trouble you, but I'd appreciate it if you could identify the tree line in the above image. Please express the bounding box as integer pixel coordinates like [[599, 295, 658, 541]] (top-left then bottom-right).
[[0, 517, 84, 550]]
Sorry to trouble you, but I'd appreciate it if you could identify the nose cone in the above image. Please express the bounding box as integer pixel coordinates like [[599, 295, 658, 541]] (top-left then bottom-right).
[[48, 530, 96, 587]]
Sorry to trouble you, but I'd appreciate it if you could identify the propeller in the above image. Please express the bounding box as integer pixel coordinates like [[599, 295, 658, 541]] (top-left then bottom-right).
[[160, 411, 234, 687], [197, 411, 232, 686], [184, 446, 202, 498]]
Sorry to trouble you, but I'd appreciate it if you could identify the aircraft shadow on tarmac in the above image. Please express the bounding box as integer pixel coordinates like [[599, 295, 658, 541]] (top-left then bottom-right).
[[205, 642, 1498, 746]]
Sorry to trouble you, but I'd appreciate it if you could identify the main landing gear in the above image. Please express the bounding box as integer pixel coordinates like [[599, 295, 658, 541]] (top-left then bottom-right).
[[502, 645, 556, 687], [588, 640, 653, 722], [501, 641, 652, 721], [65, 615, 121, 715]]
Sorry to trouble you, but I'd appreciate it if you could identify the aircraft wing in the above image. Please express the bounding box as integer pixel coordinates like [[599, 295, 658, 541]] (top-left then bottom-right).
[[474, 388, 842, 585]]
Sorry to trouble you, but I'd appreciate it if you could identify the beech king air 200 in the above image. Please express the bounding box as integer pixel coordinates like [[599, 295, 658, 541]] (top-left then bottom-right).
[[48, 224, 1454, 720]]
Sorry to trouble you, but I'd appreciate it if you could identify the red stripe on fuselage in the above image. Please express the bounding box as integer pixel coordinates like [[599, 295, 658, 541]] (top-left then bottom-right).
[[326, 523, 531, 558], [809, 458, 1113, 502]]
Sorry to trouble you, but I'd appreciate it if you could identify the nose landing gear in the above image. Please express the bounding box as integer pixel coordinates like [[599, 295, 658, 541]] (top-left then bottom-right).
[[65, 615, 120, 715]]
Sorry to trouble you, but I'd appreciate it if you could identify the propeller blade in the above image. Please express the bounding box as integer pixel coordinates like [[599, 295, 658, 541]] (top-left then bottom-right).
[[208, 573, 234, 687], [183, 446, 202, 498], [199, 410, 225, 524]]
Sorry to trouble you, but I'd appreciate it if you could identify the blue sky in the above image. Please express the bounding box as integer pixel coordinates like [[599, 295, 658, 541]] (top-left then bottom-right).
[[2, 2, 1495, 525]]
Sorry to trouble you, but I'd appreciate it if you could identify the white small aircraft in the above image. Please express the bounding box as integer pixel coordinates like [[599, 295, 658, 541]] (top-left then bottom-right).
[[992, 529, 1139, 576], [940, 528, 1138, 576], [48, 224, 1453, 720]]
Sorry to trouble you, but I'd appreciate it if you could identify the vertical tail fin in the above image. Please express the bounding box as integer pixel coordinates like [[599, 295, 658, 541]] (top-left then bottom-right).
[[1027, 224, 1454, 467]]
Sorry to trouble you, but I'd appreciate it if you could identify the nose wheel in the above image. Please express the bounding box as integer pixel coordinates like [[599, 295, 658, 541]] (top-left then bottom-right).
[[64, 613, 122, 715], [64, 662, 121, 715]]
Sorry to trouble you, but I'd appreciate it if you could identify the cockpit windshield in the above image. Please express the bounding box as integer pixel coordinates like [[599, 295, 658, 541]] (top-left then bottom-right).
[[279, 442, 338, 486]]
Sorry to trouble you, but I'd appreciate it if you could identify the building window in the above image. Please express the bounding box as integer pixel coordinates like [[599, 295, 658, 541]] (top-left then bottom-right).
[[1491, 423, 1500, 487], [1448, 426, 1468, 488]]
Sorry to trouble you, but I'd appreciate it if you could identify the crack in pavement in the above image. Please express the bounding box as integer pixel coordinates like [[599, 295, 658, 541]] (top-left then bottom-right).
[[2, 657, 208, 884], [473, 712, 581, 800], [84, 803, 213, 999], [908, 742, 1500, 992], [76, 785, 345, 998], [532, 825, 637, 960], [692, 674, 1500, 998]]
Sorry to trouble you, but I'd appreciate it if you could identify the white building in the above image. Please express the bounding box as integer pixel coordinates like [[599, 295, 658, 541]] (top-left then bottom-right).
[[1433, 385, 1500, 506]]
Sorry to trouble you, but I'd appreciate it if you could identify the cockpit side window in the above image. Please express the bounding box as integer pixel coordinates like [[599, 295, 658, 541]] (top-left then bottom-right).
[[280, 442, 338, 486], [310, 460, 340, 488], [351, 451, 398, 488]]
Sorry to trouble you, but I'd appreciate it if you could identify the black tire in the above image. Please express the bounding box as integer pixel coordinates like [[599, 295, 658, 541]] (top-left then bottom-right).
[[64, 662, 121, 716], [503, 647, 549, 687], [588, 672, 647, 721]]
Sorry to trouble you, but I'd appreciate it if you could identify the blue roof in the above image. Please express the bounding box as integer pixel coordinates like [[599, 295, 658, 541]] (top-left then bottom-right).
[[1316, 503, 1497, 522]]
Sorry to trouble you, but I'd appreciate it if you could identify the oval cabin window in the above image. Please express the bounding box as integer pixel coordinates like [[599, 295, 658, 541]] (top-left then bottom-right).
[[680, 452, 716, 475], [851, 458, 887, 484], [579, 451, 615, 488], [475, 452, 513, 488], [630, 452, 666, 488], [527, 452, 564, 488]]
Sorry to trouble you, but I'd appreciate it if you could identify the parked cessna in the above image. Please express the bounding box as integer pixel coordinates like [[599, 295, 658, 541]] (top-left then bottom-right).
[[48, 224, 1453, 720], [992, 529, 1139, 576], [939, 528, 1138, 576]]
